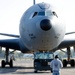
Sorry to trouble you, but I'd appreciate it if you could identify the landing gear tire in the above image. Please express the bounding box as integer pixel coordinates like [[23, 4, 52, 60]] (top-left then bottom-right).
[[34, 70, 37, 73], [63, 60, 67, 67], [51, 68, 53, 73], [1, 60, 5, 68], [70, 59, 75, 67], [1, 60, 13, 68], [10, 60, 13, 68]]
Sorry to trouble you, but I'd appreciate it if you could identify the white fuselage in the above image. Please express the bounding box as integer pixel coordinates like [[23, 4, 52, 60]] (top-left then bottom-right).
[[19, 3, 65, 51]]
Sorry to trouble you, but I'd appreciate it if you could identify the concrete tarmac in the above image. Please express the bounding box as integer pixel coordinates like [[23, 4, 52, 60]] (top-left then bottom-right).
[[0, 59, 75, 75]]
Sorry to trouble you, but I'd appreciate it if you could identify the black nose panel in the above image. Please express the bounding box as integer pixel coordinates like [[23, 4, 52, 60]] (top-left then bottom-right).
[[40, 19, 51, 31]]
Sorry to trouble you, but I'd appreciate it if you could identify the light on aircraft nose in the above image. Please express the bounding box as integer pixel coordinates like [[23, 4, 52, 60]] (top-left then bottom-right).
[[40, 19, 51, 31]]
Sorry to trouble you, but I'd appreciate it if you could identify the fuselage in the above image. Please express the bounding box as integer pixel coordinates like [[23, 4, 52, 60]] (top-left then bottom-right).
[[20, 3, 65, 51]]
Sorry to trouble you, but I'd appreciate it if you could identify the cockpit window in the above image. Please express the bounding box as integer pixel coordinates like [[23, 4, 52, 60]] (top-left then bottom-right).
[[32, 11, 58, 18], [38, 12, 45, 15], [38, 11, 53, 16], [52, 11, 58, 18], [32, 12, 38, 18], [45, 11, 52, 16]]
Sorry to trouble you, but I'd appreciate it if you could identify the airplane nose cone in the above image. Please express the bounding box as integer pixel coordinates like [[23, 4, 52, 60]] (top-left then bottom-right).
[[40, 19, 52, 31]]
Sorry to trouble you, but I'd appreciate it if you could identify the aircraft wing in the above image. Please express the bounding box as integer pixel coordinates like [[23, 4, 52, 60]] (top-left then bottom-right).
[[0, 39, 20, 50], [57, 32, 75, 49], [58, 38, 75, 49], [0, 38, 75, 52], [0, 33, 75, 52]]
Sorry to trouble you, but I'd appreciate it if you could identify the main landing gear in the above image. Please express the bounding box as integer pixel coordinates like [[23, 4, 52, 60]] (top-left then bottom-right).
[[1, 48, 13, 68], [62, 47, 75, 67]]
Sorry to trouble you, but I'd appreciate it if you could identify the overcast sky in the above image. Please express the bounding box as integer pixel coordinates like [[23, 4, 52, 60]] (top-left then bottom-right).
[[0, 0, 75, 38]]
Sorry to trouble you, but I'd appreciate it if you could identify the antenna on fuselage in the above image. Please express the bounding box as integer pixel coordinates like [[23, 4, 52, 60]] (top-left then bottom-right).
[[33, 0, 35, 5]]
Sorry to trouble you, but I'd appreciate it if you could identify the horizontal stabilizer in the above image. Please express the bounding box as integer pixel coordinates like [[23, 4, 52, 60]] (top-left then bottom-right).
[[0, 33, 19, 38], [65, 32, 75, 35]]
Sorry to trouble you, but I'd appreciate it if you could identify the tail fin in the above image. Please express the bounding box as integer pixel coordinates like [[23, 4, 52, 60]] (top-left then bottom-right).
[[33, 0, 35, 5]]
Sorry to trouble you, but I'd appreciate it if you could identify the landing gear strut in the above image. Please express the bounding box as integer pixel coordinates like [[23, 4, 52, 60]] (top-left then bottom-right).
[[63, 47, 75, 67], [1, 48, 13, 68]]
